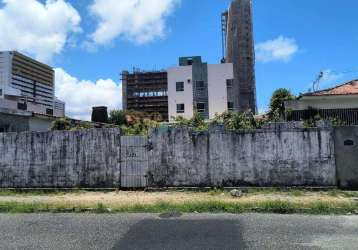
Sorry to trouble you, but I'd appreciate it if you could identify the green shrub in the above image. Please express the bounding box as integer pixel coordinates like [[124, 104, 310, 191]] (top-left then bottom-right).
[[209, 111, 264, 130], [173, 112, 208, 132], [51, 118, 72, 131]]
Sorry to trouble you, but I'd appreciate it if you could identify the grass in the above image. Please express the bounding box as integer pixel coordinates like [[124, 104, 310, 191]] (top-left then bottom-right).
[[0, 200, 357, 215], [0, 189, 82, 196], [0, 188, 357, 215], [0, 188, 117, 197]]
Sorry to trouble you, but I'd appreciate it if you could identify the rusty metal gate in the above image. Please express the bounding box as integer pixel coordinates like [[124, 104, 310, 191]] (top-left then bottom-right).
[[120, 136, 149, 188]]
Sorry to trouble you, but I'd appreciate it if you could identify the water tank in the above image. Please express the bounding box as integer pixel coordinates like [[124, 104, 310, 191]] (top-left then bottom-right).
[[91, 106, 108, 123]]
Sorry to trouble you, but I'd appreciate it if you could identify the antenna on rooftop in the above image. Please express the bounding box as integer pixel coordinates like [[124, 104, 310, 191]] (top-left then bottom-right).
[[309, 68, 358, 93], [312, 71, 324, 92]]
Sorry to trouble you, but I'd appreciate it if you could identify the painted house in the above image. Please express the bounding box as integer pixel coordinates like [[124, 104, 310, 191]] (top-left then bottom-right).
[[285, 79, 358, 124]]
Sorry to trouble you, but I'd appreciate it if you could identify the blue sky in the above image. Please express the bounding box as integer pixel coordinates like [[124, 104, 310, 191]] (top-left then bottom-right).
[[1, 0, 358, 119]]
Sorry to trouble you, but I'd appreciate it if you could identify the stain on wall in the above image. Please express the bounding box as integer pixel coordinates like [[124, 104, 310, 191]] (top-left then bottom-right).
[[148, 128, 336, 187], [0, 129, 121, 188], [0, 127, 339, 188]]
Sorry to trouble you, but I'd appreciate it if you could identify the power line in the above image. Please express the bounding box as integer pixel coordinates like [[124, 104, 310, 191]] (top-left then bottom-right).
[[311, 68, 358, 92]]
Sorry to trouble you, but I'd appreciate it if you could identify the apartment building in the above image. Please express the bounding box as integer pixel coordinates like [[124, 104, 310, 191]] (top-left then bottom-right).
[[0, 51, 65, 117], [0, 51, 65, 132], [168, 56, 234, 121]]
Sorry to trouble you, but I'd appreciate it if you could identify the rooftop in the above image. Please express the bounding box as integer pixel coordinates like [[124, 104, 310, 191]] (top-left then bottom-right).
[[303, 79, 358, 97]]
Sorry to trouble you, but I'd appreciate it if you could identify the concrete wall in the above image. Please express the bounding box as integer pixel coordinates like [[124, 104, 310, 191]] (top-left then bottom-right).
[[148, 128, 336, 187], [28, 117, 54, 132], [333, 126, 358, 189], [0, 97, 18, 110], [0, 129, 121, 188], [0, 112, 55, 133], [0, 112, 30, 132], [0, 127, 342, 188]]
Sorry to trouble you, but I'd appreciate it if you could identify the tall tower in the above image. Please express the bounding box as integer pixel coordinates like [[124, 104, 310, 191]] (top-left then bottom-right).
[[223, 0, 257, 113]]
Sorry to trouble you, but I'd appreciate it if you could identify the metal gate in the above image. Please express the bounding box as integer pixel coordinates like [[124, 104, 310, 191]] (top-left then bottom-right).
[[333, 126, 358, 189], [120, 136, 149, 188]]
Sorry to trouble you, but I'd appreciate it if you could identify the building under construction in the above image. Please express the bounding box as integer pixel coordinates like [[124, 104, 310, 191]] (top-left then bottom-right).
[[121, 0, 257, 120], [122, 70, 168, 121], [222, 0, 257, 113]]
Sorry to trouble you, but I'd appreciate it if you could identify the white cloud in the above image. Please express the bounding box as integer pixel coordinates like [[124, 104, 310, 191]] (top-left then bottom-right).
[[256, 36, 298, 63], [55, 68, 122, 121], [0, 0, 81, 62], [89, 0, 180, 45]]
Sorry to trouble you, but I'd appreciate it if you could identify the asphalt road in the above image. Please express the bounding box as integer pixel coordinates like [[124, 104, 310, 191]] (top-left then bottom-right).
[[0, 213, 357, 250]]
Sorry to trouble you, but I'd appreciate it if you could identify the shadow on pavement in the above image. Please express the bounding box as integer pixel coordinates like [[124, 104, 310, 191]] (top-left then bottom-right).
[[112, 219, 244, 250]]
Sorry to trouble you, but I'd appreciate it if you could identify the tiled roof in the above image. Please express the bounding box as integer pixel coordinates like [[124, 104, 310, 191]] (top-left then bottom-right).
[[304, 80, 358, 96]]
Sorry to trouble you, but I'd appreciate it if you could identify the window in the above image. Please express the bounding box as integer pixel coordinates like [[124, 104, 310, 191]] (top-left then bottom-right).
[[196, 81, 205, 91], [228, 102, 234, 112], [176, 104, 185, 113], [196, 103, 205, 113], [17, 102, 27, 111], [176, 82, 184, 92], [46, 109, 53, 116], [226, 79, 234, 88]]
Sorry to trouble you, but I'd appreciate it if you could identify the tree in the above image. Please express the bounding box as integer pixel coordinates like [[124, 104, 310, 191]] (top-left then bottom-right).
[[268, 88, 295, 120], [108, 110, 127, 126]]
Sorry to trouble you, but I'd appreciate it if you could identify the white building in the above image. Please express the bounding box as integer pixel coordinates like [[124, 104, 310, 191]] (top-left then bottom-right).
[[0, 51, 65, 118], [168, 56, 234, 121]]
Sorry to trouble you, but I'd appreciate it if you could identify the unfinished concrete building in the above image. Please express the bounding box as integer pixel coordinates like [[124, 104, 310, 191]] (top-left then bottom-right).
[[222, 0, 257, 113], [122, 70, 168, 121]]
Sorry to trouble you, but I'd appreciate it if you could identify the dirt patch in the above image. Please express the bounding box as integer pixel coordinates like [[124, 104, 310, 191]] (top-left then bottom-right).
[[0, 191, 355, 207]]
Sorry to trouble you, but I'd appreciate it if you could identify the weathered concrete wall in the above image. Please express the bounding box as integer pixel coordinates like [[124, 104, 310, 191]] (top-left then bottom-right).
[[0, 129, 121, 188], [0, 127, 339, 188], [334, 126, 358, 189], [148, 128, 336, 187]]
